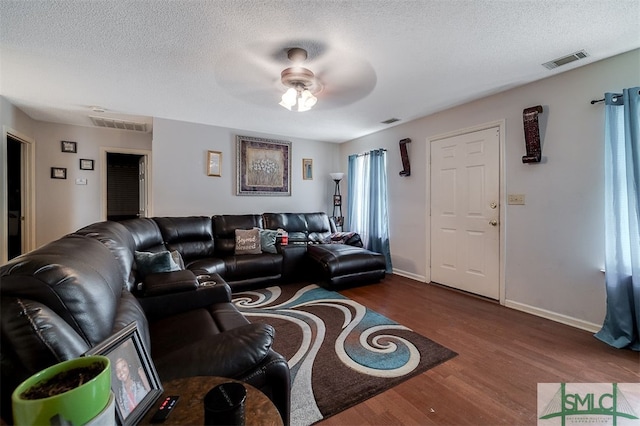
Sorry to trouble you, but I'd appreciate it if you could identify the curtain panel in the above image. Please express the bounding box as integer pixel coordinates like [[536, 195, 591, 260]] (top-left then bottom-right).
[[347, 150, 393, 272], [595, 87, 640, 351]]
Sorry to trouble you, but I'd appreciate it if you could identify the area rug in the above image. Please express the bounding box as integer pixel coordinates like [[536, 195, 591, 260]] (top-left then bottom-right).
[[233, 283, 457, 425]]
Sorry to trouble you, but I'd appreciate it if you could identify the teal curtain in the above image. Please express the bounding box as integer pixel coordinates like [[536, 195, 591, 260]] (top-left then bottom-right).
[[595, 87, 640, 351], [347, 149, 392, 272]]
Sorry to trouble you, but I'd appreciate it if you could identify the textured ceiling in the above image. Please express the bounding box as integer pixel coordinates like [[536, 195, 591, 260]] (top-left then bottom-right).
[[1, 1, 638, 143]]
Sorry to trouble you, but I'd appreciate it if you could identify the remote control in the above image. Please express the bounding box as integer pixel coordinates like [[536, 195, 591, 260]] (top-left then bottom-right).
[[151, 395, 179, 423]]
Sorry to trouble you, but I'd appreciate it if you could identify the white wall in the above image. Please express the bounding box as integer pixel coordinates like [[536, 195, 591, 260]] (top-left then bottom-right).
[[152, 118, 339, 216], [1, 96, 37, 260], [32, 122, 151, 246], [339, 49, 640, 329]]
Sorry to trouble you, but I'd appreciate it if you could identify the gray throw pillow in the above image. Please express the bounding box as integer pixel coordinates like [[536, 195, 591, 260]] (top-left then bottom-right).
[[235, 229, 261, 255], [134, 250, 181, 278], [259, 229, 279, 254]]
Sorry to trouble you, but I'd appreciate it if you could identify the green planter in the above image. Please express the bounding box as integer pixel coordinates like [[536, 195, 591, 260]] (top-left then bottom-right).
[[12, 355, 111, 425]]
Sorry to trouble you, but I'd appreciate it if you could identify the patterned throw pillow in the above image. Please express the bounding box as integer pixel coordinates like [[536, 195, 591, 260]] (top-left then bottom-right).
[[235, 228, 262, 255]]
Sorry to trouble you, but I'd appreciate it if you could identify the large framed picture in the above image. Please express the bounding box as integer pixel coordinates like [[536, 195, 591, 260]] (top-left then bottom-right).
[[85, 322, 163, 426], [236, 135, 291, 196]]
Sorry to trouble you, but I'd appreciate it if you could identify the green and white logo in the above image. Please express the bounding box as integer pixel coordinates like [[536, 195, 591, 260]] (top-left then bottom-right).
[[538, 383, 640, 426]]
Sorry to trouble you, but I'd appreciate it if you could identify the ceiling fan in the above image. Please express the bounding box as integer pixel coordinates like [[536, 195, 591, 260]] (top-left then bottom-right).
[[213, 41, 376, 111]]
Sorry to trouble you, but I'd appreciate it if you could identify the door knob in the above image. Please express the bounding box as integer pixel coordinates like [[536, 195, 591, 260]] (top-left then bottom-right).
[[489, 220, 498, 226]]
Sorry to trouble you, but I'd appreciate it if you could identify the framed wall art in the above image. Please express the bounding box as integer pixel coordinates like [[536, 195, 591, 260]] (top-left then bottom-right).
[[61, 140, 77, 153], [51, 167, 67, 179], [236, 135, 291, 196], [302, 158, 313, 180], [79, 159, 94, 170], [86, 322, 163, 426], [207, 150, 222, 177]]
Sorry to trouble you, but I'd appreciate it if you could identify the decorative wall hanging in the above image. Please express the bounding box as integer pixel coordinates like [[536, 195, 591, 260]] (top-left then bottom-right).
[[302, 158, 313, 180], [207, 151, 222, 177], [61, 140, 77, 153], [51, 167, 67, 179], [522, 105, 543, 163], [399, 138, 411, 176], [236, 136, 291, 196], [79, 159, 94, 170]]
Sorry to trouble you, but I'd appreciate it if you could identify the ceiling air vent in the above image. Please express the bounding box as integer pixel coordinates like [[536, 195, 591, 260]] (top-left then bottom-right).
[[542, 50, 589, 70], [381, 118, 401, 124], [90, 116, 148, 132]]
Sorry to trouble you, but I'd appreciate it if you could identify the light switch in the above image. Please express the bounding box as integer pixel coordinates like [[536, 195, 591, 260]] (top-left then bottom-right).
[[508, 194, 525, 205], [75, 178, 87, 185]]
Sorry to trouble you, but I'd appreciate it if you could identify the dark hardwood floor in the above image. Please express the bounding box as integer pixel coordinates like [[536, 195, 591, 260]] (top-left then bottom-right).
[[318, 274, 639, 425]]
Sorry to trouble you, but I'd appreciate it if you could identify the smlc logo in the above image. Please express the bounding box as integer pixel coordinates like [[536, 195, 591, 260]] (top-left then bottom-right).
[[538, 383, 640, 426]]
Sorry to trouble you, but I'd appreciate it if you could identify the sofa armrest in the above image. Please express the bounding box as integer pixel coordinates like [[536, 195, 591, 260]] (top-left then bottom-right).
[[137, 281, 232, 321], [153, 323, 275, 380], [141, 270, 198, 297]]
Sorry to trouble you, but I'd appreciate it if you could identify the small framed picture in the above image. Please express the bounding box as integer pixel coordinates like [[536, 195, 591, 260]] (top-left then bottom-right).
[[86, 322, 163, 426], [333, 195, 342, 206], [61, 140, 77, 153], [302, 158, 313, 180], [51, 167, 67, 179], [79, 159, 94, 170], [207, 150, 222, 177]]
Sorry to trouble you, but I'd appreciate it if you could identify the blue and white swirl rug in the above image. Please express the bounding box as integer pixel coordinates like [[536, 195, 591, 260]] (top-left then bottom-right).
[[233, 283, 457, 426]]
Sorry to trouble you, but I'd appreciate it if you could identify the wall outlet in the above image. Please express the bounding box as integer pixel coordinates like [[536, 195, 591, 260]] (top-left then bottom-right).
[[508, 194, 525, 205], [75, 178, 87, 185]]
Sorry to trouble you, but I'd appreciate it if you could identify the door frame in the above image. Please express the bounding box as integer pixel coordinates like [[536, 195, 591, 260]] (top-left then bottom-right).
[[100, 147, 152, 221], [2, 126, 36, 263], [425, 119, 506, 304]]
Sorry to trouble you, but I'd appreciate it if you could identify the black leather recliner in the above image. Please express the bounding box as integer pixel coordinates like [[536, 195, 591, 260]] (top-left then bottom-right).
[[0, 223, 291, 425]]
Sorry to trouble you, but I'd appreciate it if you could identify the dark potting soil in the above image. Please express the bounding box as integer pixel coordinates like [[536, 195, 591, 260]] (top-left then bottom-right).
[[20, 361, 106, 400]]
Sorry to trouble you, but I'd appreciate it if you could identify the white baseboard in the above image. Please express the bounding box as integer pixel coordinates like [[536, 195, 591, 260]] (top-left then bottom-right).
[[391, 269, 426, 283], [504, 300, 601, 333]]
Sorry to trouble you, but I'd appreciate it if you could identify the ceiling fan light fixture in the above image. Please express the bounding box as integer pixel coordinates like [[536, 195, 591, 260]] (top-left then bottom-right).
[[279, 88, 298, 110], [279, 48, 320, 112]]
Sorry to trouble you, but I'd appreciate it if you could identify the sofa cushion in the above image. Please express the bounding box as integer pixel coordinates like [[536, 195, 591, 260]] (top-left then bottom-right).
[[222, 253, 282, 281], [119, 218, 166, 253], [234, 229, 261, 255], [0, 235, 124, 346], [154, 216, 216, 259], [212, 215, 263, 256], [74, 220, 137, 291]]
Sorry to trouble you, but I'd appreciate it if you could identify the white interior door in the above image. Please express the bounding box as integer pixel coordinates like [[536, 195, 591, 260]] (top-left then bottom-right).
[[430, 127, 500, 299]]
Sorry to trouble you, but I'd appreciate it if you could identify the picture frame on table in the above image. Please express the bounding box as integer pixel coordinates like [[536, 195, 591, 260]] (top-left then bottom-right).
[[85, 322, 163, 426], [302, 158, 313, 180], [51, 167, 67, 179], [236, 135, 291, 196], [61, 140, 77, 153], [207, 150, 222, 177], [79, 159, 94, 170]]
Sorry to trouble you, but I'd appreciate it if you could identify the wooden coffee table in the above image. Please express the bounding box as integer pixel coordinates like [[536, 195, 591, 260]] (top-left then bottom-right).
[[139, 376, 283, 426]]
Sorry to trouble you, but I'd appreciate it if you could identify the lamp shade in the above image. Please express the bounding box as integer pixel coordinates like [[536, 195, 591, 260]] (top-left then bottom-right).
[[330, 172, 344, 181]]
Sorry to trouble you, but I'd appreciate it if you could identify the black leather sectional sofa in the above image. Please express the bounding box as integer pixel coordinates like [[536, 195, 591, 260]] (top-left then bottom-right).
[[0, 212, 386, 424]]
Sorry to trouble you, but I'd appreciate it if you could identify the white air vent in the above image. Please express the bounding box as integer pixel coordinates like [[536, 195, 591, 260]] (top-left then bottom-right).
[[381, 118, 401, 124], [542, 50, 589, 70], [90, 116, 148, 132]]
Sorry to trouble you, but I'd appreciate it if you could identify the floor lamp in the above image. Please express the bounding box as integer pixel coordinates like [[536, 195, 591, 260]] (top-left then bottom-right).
[[330, 172, 344, 230]]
